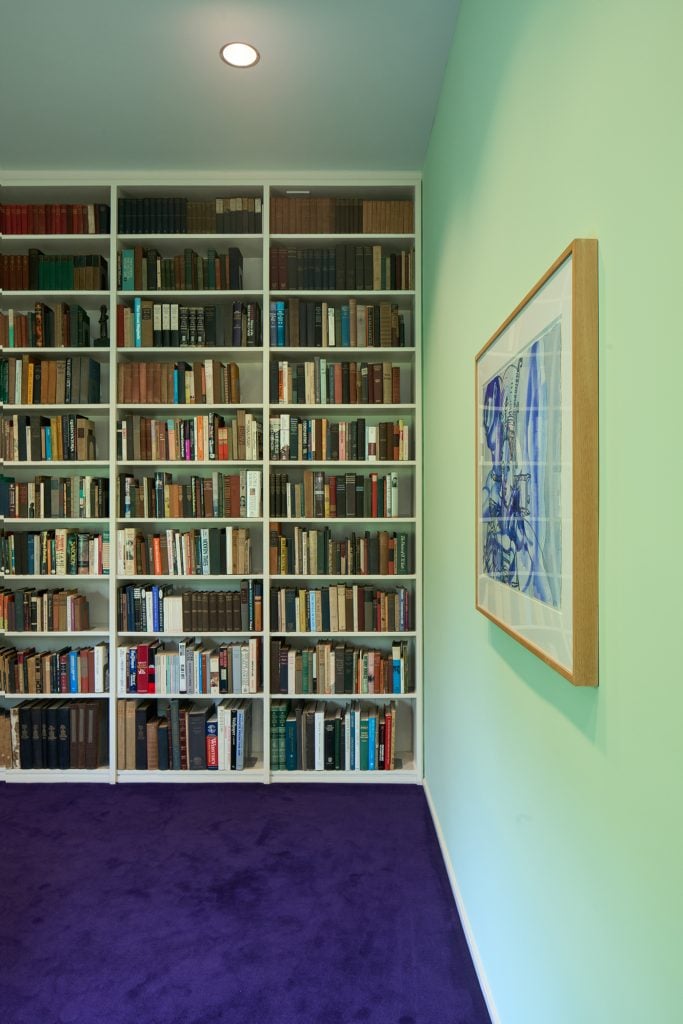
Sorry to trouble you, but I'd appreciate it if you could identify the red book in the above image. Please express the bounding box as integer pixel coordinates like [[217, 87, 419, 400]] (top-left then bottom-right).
[[229, 474, 241, 518], [384, 707, 392, 770], [116, 304, 125, 347], [136, 643, 150, 693]]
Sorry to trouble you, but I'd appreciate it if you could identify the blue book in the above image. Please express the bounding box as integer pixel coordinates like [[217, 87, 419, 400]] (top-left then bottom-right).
[[152, 585, 160, 633], [205, 714, 218, 770], [285, 711, 297, 770], [340, 304, 350, 346], [350, 708, 356, 771], [276, 300, 286, 347], [68, 649, 79, 693], [269, 302, 278, 347], [133, 297, 142, 347], [128, 646, 137, 693], [392, 649, 402, 694], [121, 249, 135, 291], [367, 711, 377, 770]]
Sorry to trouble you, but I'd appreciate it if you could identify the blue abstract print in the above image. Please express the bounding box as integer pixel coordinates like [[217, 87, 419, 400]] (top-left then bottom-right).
[[481, 318, 562, 608]]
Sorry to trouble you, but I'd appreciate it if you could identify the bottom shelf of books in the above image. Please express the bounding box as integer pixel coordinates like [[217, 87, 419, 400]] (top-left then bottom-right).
[[0, 695, 110, 777], [269, 696, 416, 778], [116, 695, 264, 776]]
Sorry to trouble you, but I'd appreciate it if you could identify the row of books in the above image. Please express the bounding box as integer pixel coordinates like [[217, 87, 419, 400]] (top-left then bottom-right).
[[118, 470, 260, 520], [117, 196, 262, 235], [0, 203, 111, 235], [117, 580, 263, 634], [115, 413, 262, 464], [269, 245, 415, 291], [117, 358, 241, 406], [117, 300, 261, 348], [0, 251, 108, 291], [117, 246, 243, 291], [270, 699, 402, 771], [269, 470, 401, 520], [117, 638, 261, 695], [269, 526, 410, 576], [0, 474, 109, 520], [269, 639, 411, 696], [0, 303, 94, 348], [118, 698, 252, 772], [270, 584, 412, 634], [0, 588, 91, 632], [270, 358, 403, 405], [1, 413, 97, 462], [116, 525, 253, 577], [269, 415, 410, 463], [270, 196, 413, 235], [0, 529, 110, 577], [269, 298, 407, 348], [0, 643, 109, 694], [0, 355, 101, 405], [0, 701, 108, 770]]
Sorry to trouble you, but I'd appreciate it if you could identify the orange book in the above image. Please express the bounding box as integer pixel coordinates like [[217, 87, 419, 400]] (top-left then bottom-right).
[[196, 417, 205, 461], [152, 535, 163, 576]]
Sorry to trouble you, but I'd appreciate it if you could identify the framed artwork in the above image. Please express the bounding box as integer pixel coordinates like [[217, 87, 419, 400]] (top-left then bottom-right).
[[475, 239, 598, 686]]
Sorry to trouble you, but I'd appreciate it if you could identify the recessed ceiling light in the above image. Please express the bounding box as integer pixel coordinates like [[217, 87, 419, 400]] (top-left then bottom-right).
[[220, 42, 260, 68]]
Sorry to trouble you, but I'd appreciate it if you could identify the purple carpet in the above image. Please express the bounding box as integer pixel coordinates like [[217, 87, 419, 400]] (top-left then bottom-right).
[[0, 783, 491, 1024]]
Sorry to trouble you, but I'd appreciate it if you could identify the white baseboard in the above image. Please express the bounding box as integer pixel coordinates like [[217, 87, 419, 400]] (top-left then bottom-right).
[[422, 778, 502, 1024]]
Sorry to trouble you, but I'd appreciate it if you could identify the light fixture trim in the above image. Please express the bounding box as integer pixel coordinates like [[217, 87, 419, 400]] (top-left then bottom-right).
[[220, 41, 260, 68]]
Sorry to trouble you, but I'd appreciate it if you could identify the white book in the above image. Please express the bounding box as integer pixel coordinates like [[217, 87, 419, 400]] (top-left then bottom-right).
[[94, 642, 107, 693], [117, 645, 128, 695], [314, 702, 325, 770], [246, 470, 261, 518]]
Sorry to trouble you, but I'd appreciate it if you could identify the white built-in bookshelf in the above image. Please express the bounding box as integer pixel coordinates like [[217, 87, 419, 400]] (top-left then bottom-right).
[[0, 174, 421, 784]]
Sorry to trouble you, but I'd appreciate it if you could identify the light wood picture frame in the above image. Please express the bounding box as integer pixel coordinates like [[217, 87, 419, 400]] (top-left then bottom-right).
[[475, 239, 598, 686]]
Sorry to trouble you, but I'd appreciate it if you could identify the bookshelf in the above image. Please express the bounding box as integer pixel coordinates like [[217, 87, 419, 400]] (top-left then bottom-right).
[[0, 175, 421, 784]]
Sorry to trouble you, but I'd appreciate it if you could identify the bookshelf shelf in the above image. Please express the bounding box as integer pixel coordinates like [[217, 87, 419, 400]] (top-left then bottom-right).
[[116, 290, 263, 300], [4, 518, 110, 526], [1, 346, 111, 355], [3, 630, 109, 638], [118, 347, 263, 359], [268, 346, 415, 357], [117, 631, 264, 639], [271, 692, 416, 701], [0, 174, 421, 783], [3, 462, 110, 469], [2, 291, 108, 299], [116, 460, 260, 468], [269, 290, 415, 299], [270, 767, 417, 784], [3, 404, 106, 414], [2, 574, 109, 582], [116, 403, 263, 412], [116, 692, 264, 701], [117, 768, 266, 783], [115, 517, 264, 526], [270, 459, 416, 468], [1, 692, 110, 700], [270, 404, 415, 412], [116, 573, 263, 582], [270, 516, 416, 524], [273, 631, 417, 638], [4, 768, 113, 783]]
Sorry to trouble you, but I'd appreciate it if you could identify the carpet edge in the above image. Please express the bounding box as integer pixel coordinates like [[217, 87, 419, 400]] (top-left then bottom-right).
[[422, 778, 502, 1024]]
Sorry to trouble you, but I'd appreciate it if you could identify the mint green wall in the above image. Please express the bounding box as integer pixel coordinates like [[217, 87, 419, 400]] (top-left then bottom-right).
[[422, 2, 683, 1022]]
